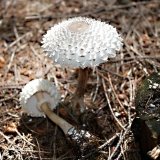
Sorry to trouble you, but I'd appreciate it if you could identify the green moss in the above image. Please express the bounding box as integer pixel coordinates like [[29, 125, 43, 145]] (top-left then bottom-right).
[[135, 72, 160, 120], [135, 72, 160, 139]]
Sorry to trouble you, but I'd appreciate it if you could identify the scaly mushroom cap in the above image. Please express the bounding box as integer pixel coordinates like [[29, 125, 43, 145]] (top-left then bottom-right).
[[42, 17, 123, 68], [19, 79, 60, 117]]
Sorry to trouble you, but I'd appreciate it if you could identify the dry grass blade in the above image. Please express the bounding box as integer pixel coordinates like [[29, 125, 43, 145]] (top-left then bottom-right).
[[108, 125, 131, 160], [102, 78, 125, 130]]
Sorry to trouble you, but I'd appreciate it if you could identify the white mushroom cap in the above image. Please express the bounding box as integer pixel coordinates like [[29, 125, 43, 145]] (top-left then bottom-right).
[[42, 17, 123, 69], [19, 79, 60, 117]]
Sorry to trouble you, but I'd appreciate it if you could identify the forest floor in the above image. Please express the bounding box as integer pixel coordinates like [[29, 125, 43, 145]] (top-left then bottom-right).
[[0, 0, 160, 159]]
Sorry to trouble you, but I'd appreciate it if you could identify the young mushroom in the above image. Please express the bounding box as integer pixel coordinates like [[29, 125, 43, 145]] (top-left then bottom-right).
[[42, 17, 123, 113], [19, 79, 94, 142]]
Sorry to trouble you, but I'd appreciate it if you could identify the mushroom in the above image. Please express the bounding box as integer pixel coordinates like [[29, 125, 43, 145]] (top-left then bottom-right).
[[42, 17, 123, 113], [19, 78, 93, 141]]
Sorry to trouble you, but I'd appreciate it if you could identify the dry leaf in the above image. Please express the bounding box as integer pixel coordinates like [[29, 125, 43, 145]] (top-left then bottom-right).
[[4, 122, 17, 133], [0, 56, 5, 68]]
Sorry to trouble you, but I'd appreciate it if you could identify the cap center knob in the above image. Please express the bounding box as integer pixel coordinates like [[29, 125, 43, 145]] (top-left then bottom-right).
[[67, 21, 89, 33]]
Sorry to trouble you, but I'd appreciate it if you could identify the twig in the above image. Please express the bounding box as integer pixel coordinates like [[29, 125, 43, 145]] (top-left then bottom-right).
[[108, 125, 131, 160], [25, 1, 159, 21], [92, 70, 100, 102], [100, 1, 159, 11], [16, 149, 50, 153], [116, 152, 122, 160], [53, 113, 58, 158], [0, 130, 12, 143], [126, 39, 160, 68], [13, 26, 21, 47], [14, 64, 20, 83], [98, 71, 128, 116], [98, 133, 120, 150], [1, 135, 17, 159], [35, 138, 42, 160], [15, 129, 35, 147], [4, 49, 16, 80], [30, 45, 43, 61], [128, 77, 136, 124], [108, 73, 128, 115], [99, 67, 126, 79], [0, 92, 19, 103], [120, 145, 126, 160], [102, 78, 125, 130], [0, 97, 15, 103], [108, 55, 160, 63], [7, 32, 31, 49]]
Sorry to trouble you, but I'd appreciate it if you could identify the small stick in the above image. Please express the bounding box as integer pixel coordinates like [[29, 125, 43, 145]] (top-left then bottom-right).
[[0, 130, 12, 143], [108, 125, 131, 160], [102, 78, 125, 130]]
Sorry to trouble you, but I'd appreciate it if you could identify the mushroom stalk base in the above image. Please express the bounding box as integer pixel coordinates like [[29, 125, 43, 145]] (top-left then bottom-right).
[[72, 68, 89, 113], [36, 92, 73, 135]]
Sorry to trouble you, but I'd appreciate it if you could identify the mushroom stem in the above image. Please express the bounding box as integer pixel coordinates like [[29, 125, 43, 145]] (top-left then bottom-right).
[[76, 68, 89, 97], [73, 68, 89, 113], [36, 92, 73, 135], [36, 92, 93, 143]]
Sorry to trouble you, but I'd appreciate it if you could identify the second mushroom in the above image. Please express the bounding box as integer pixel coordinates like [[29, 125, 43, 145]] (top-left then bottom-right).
[[19, 78, 94, 143]]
